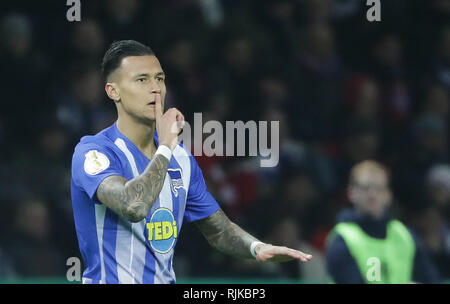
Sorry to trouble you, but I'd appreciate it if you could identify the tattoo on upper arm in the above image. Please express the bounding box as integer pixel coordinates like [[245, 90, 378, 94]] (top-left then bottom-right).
[[195, 208, 259, 259], [96, 154, 170, 222]]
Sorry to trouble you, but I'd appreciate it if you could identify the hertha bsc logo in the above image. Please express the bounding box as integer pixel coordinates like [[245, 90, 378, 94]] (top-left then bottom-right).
[[167, 168, 184, 197]]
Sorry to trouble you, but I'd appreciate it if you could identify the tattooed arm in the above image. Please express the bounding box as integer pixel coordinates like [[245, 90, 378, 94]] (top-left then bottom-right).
[[96, 153, 169, 223], [195, 208, 259, 259], [95, 97, 185, 223], [195, 208, 313, 262]]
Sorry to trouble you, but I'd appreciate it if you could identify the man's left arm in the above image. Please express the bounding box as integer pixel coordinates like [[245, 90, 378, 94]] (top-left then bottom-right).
[[194, 208, 313, 262]]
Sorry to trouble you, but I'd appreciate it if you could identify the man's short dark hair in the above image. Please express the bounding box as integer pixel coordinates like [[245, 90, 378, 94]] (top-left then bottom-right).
[[101, 40, 155, 82]]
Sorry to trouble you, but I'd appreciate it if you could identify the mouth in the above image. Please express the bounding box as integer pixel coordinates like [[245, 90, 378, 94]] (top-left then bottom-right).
[[148, 101, 156, 106]]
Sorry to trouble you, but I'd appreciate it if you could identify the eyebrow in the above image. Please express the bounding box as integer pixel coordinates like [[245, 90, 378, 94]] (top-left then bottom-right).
[[133, 72, 165, 78]]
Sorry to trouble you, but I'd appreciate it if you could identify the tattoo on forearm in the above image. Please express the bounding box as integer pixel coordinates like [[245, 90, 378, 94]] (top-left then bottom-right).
[[97, 154, 169, 222], [195, 208, 260, 259]]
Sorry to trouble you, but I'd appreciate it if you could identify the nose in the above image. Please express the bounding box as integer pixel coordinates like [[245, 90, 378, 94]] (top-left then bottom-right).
[[149, 79, 161, 94]]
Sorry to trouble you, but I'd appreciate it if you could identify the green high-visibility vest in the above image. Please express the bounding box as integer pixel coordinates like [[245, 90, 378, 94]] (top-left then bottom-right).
[[329, 220, 416, 284]]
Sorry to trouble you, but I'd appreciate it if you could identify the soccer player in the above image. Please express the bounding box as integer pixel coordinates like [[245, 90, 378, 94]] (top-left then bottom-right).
[[70, 40, 312, 284]]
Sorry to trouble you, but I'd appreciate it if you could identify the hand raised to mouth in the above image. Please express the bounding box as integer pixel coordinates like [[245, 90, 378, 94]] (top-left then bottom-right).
[[154, 93, 185, 151]]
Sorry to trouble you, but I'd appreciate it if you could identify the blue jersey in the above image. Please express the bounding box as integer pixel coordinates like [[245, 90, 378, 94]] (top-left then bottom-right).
[[70, 122, 220, 284]]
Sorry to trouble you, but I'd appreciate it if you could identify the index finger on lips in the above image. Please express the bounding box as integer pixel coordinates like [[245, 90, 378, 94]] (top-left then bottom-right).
[[154, 93, 163, 122]]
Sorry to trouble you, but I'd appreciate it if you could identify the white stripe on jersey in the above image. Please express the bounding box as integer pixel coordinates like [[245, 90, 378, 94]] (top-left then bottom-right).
[[154, 175, 175, 283], [172, 145, 191, 230], [94, 204, 107, 284]]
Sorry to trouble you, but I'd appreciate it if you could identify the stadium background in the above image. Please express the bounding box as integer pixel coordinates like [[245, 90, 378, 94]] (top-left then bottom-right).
[[0, 0, 448, 283]]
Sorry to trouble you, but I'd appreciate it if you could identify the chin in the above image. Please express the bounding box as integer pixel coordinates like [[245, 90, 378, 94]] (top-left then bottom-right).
[[136, 115, 156, 125], [372, 209, 386, 219]]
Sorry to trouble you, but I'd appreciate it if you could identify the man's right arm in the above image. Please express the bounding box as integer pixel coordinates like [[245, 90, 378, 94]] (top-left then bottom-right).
[[96, 95, 184, 223], [96, 152, 169, 223]]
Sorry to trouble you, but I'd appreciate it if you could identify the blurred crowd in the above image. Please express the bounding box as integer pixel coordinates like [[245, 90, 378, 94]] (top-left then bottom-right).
[[0, 0, 448, 282]]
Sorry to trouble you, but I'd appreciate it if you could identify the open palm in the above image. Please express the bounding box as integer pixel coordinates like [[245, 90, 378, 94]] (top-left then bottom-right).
[[255, 244, 313, 263]]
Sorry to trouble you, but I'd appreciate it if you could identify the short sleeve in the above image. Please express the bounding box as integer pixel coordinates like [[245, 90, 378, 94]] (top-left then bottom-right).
[[184, 155, 220, 223], [71, 143, 124, 201]]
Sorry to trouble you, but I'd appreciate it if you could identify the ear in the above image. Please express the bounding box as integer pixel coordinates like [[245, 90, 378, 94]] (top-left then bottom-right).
[[105, 82, 120, 102]]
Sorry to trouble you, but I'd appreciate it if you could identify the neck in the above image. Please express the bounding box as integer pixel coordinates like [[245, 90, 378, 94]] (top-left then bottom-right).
[[116, 114, 156, 156], [354, 207, 387, 221]]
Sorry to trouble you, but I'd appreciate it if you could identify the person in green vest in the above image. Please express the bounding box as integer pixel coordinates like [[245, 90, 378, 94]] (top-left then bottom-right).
[[326, 160, 441, 283]]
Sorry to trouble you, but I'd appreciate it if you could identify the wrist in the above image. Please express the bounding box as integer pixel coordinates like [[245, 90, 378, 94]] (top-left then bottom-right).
[[155, 144, 172, 161], [159, 140, 177, 151], [250, 241, 265, 258]]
